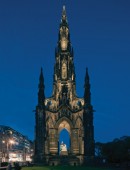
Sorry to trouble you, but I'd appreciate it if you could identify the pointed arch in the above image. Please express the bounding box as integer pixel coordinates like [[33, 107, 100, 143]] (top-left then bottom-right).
[[74, 116, 83, 128], [55, 117, 73, 134]]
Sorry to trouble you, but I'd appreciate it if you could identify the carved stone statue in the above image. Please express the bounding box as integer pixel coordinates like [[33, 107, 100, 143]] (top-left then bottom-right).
[[60, 141, 67, 151], [60, 141, 68, 155]]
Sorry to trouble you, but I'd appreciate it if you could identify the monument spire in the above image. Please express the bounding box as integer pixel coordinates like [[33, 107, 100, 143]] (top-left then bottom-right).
[[35, 67, 46, 162], [38, 67, 45, 107], [35, 6, 95, 164], [84, 68, 91, 106], [53, 6, 76, 102]]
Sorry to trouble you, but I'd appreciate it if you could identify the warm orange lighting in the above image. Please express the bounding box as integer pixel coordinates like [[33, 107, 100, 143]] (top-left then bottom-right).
[[9, 140, 15, 144]]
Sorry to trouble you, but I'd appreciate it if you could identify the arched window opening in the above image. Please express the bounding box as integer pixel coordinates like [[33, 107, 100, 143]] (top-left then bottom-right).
[[59, 128, 70, 155]]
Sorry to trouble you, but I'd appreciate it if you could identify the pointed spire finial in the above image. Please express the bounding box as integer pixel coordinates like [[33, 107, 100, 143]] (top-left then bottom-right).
[[85, 67, 89, 85], [38, 67, 45, 106], [41, 67, 43, 72], [62, 5, 66, 17], [84, 67, 91, 105], [40, 67, 43, 75], [40, 67, 44, 81], [61, 5, 67, 23]]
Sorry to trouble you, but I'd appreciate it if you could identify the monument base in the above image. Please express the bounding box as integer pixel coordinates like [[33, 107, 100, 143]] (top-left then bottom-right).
[[48, 155, 80, 166], [60, 151, 68, 156]]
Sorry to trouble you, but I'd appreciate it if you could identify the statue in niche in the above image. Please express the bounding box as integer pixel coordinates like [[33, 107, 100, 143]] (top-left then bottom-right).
[[62, 62, 67, 79], [62, 85, 69, 104], [60, 141, 67, 152]]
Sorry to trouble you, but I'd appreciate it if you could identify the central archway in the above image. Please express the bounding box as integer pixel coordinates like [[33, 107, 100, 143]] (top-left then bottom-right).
[[54, 116, 81, 156], [58, 120, 71, 155], [59, 129, 70, 154], [55, 117, 73, 155]]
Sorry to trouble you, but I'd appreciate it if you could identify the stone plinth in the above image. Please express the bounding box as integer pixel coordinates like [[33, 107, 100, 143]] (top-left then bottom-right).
[[60, 150, 68, 156]]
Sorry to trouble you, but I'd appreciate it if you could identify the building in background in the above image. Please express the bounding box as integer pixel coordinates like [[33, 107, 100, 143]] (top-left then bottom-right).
[[0, 125, 33, 163]]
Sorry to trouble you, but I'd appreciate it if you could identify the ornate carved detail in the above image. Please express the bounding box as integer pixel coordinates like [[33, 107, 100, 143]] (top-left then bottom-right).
[[58, 108, 71, 119]]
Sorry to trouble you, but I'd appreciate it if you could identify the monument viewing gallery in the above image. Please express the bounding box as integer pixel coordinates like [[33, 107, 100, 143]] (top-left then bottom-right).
[[34, 6, 95, 165]]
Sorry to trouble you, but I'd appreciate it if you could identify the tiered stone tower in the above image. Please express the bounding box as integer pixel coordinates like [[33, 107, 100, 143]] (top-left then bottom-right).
[[34, 6, 94, 165]]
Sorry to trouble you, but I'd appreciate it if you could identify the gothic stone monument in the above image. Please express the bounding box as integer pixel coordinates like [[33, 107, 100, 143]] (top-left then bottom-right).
[[34, 6, 95, 165]]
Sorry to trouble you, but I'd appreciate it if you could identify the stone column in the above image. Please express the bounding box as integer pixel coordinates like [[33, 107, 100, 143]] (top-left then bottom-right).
[[49, 129, 58, 155], [71, 128, 79, 154]]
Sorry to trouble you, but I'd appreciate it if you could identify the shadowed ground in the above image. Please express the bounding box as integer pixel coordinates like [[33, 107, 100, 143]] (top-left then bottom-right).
[[22, 166, 113, 170]]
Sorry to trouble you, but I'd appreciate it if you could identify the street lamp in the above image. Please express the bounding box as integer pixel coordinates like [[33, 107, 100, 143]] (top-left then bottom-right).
[[9, 140, 15, 145], [2, 139, 15, 162], [2, 140, 6, 162]]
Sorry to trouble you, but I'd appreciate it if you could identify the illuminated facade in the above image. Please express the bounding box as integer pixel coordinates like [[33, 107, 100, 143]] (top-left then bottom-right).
[[0, 125, 33, 163], [35, 6, 94, 165]]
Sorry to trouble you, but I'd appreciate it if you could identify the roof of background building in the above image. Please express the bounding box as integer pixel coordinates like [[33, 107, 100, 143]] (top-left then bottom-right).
[[0, 125, 32, 142]]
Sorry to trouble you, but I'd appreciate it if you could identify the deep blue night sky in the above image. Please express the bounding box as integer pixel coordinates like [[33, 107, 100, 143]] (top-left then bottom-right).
[[0, 0, 130, 143]]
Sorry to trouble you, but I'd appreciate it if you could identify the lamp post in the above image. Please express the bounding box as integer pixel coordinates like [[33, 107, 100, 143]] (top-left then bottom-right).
[[2, 139, 15, 162], [2, 140, 6, 162]]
